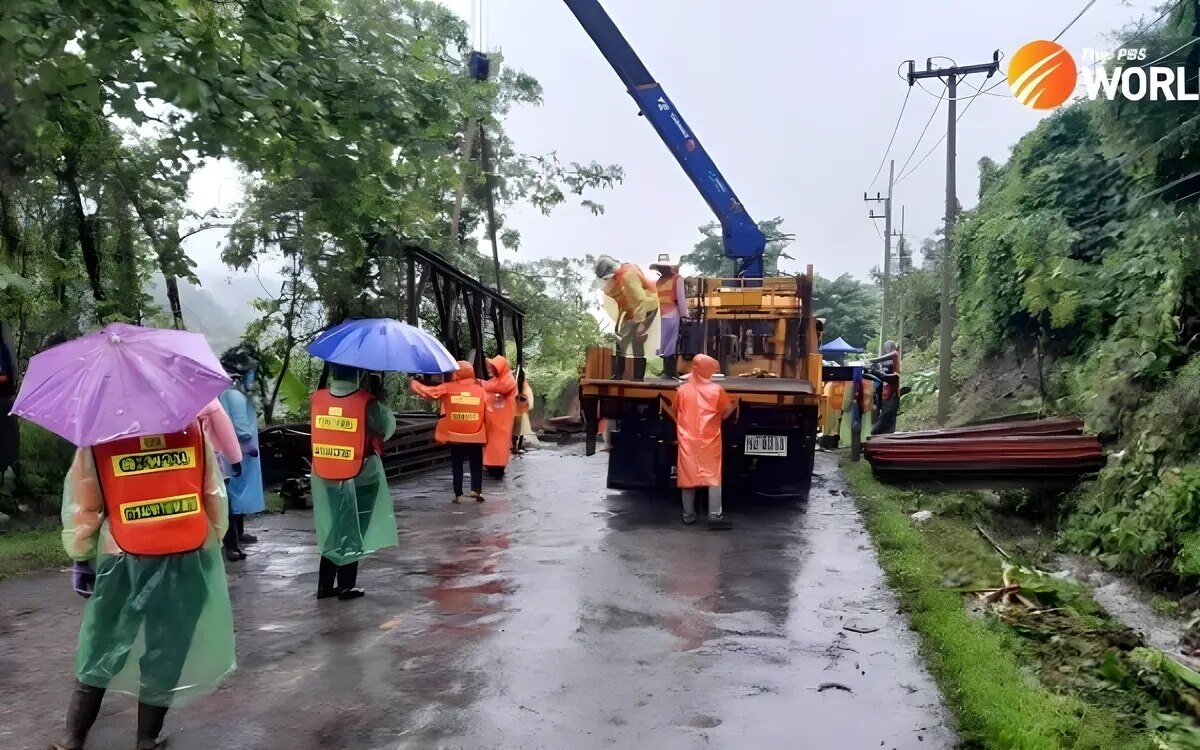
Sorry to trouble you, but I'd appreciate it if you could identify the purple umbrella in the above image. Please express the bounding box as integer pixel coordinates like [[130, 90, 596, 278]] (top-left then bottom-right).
[[11, 323, 231, 446]]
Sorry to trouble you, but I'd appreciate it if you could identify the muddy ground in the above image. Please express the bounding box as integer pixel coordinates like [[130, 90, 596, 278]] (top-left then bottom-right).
[[0, 448, 952, 749]]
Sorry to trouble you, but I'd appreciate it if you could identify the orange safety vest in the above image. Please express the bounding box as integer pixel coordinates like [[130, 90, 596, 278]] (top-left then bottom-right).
[[609, 264, 656, 317], [93, 423, 208, 556], [310, 389, 376, 481], [437, 381, 487, 444], [657, 273, 680, 316]]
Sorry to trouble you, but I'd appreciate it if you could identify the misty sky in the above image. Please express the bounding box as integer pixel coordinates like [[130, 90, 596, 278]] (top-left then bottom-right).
[[183, 0, 1162, 284]]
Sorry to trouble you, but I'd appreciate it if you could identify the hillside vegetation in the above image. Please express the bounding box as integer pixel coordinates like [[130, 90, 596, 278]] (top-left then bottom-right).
[[897, 2, 1200, 581]]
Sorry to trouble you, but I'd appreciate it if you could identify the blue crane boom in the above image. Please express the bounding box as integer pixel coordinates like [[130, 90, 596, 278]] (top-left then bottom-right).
[[562, 0, 767, 278]]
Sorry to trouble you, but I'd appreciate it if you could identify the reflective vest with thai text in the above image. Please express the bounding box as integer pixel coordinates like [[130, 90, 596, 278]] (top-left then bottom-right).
[[93, 423, 208, 556], [310, 389, 375, 481]]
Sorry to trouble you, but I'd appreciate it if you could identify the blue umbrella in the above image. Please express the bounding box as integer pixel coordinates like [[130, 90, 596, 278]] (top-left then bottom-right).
[[307, 319, 458, 374]]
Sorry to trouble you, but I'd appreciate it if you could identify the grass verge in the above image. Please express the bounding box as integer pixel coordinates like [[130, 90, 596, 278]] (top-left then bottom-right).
[[841, 459, 1180, 750], [0, 526, 69, 582]]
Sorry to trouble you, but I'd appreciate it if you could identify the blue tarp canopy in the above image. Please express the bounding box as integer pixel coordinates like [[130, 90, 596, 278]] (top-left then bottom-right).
[[819, 337, 865, 354]]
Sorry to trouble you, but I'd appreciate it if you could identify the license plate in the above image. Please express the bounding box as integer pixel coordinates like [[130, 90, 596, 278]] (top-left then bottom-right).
[[744, 434, 788, 456]]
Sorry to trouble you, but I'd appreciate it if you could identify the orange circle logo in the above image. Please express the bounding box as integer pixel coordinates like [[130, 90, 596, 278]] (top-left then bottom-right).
[[1008, 40, 1077, 109]]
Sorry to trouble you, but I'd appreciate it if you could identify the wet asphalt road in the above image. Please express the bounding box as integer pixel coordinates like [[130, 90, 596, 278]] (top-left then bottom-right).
[[0, 446, 952, 750]]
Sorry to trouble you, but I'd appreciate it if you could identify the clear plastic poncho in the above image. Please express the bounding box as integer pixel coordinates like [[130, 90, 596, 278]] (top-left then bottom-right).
[[61, 442, 236, 708], [311, 371, 399, 565]]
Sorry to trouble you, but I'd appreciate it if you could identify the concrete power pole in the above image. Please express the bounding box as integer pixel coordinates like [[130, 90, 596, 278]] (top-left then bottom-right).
[[906, 55, 999, 425], [863, 159, 894, 355]]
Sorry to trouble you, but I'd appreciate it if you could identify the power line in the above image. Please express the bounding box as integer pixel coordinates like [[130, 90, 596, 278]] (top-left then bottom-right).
[[1089, 0, 1184, 70], [895, 85, 945, 179], [867, 87, 912, 192], [896, 93, 974, 184], [1054, 0, 1098, 42], [1139, 36, 1200, 68]]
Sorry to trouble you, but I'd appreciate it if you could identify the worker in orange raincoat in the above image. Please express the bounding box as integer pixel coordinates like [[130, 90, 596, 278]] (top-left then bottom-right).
[[675, 354, 735, 529], [482, 355, 517, 478], [410, 361, 488, 503]]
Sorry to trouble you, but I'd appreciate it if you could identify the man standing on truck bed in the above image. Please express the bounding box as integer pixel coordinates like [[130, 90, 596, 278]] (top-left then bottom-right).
[[595, 255, 658, 382], [651, 254, 688, 380], [676, 354, 735, 529]]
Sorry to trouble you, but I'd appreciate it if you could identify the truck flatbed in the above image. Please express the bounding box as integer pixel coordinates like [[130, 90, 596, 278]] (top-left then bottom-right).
[[581, 376, 817, 406]]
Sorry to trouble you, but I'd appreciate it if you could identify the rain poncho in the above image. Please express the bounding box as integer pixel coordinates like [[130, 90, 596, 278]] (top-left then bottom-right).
[[218, 385, 265, 514], [482, 355, 517, 468], [61, 440, 235, 707], [601, 263, 660, 356], [197, 398, 241, 478], [409, 361, 487, 444], [312, 369, 398, 566], [675, 354, 732, 488]]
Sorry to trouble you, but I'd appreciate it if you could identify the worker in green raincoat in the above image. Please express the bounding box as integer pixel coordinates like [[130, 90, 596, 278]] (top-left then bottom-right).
[[310, 364, 398, 600], [53, 425, 234, 750]]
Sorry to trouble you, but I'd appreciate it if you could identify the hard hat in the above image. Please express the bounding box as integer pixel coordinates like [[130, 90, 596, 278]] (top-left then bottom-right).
[[594, 255, 619, 280], [649, 253, 678, 271]]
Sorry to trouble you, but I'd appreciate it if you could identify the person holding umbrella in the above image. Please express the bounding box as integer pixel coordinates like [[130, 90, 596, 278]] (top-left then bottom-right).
[[217, 346, 266, 562], [307, 363, 397, 600], [307, 319, 454, 597], [11, 323, 236, 750]]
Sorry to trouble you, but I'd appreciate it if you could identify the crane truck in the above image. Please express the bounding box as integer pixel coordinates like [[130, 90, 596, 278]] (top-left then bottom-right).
[[569, 0, 826, 501]]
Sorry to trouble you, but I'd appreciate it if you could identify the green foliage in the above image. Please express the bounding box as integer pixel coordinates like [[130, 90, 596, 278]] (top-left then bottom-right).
[[811, 273, 878, 350], [680, 217, 794, 277], [3, 0, 625, 497], [0, 527, 69, 581], [941, 6, 1200, 581], [842, 460, 1159, 750]]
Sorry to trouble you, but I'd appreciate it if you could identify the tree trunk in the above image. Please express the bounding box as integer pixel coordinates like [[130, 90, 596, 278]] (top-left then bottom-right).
[[62, 155, 105, 305], [125, 192, 186, 329]]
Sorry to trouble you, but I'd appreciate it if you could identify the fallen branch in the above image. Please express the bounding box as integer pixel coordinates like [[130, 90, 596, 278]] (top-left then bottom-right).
[[976, 523, 1011, 559], [817, 682, 853, 693]]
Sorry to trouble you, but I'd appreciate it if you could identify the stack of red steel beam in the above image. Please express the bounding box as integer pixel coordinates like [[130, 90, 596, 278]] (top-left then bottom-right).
[[864, 418, 1105, 488]]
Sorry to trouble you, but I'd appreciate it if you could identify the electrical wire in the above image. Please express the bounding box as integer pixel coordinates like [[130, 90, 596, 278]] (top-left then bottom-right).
[[895, 80, 993, 185], [1088, 0, 1184, 70], [895, 83, 945, 179], [1054, 0, 1099, 42], [1138, 35, 1200, 68], [867, 86, 912, 192], [1072, 166, 1200, 230]]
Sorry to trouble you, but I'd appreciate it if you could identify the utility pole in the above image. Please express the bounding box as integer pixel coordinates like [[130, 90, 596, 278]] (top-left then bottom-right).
[[864, 158, 894, 355], [896, 205, 905, 352], [906, 55, 999, 425]]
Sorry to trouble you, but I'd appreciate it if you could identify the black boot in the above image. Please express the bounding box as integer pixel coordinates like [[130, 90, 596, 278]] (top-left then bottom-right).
[[609, 356, 626, 380], [58, 681, 105, 750], [136, 702, 169, 749], [632, 357, 647, 382], [661, 357, 677, 380]]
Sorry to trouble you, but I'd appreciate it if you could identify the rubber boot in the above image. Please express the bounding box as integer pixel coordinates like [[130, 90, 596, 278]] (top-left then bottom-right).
[[609, 355, 625, 380], [632, 357, 647, 382], [57, 681, 105, 750], [237, 515, 258, 545], [136, 702, 169, 749]]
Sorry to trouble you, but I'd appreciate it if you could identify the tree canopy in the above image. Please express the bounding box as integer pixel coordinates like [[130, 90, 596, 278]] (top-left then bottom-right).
[[0, 0, 622, 505]]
